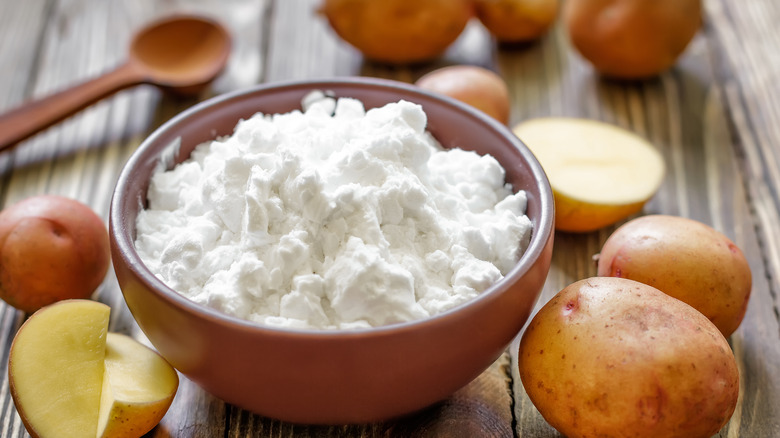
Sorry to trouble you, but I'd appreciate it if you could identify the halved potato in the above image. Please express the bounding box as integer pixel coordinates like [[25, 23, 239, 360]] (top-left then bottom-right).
[[8, 299, 179, 438], [513, 117, 665, 232], [97, 333, 179, 438], [9, 300, 110, 438]]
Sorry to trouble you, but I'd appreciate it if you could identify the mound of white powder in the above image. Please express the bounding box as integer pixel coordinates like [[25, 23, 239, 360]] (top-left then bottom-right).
[[135, 93, 532, 330]]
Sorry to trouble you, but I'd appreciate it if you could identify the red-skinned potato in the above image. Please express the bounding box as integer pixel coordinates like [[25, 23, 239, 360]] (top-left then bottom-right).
[[596, 214, 751, 338], [474, 0, 560, 43], [415, 65, 511, 124], [519, 277, 739, 438], [0, 195, 110, 313]]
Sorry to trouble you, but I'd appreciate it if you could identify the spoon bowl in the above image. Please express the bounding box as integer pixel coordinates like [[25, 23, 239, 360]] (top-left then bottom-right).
[[130, 15, 232, 94]]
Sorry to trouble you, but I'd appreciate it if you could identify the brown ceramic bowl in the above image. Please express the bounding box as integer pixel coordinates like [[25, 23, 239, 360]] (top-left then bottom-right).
[[109, 77, 554, 425]]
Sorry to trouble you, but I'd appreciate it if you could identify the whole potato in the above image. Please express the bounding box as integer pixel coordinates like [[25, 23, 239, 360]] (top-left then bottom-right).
[[0, 195, 110, 313], [415, 65, 511, 124], [320, 0, 473, 64], [564, 0, 701, 79], [519, 277, 739, 438], [474, 0, 559, 43], [596, 214, 751, 338]]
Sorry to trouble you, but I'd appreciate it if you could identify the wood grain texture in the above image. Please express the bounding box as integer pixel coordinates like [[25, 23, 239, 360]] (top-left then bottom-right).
[[0, 0, 778, 437]]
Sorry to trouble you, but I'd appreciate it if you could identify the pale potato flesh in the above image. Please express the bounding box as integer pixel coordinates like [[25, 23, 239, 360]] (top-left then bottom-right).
[[97, 333, 179, 438], [513, 117, 665, 232], [9, 300, 178, 438], [9, 299, 110, 438]]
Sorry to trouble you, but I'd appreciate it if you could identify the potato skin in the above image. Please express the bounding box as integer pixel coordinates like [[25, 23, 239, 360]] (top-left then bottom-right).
[[519, 277, 739, 438], [321, 0, 473, 64], [0, 195, 110, 313], [596, 214, 751, 338], [552, 191, 646, 233], [415, 65, 510, 124], [474, 0, 559, 43], [564, 0, 701, 79]]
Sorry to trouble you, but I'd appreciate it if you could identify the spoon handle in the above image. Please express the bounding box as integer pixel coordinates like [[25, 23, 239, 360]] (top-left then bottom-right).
[[0, 62, 146, 152]]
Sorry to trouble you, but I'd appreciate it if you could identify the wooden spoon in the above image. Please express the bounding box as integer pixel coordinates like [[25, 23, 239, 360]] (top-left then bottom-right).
[[0, 14, 231, 152]]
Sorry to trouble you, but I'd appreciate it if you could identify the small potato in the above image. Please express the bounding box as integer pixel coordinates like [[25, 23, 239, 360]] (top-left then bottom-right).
[[519, 277, 739, 438], [474, 0, 560, 43], [596, 214, 751, 338], [0, 195, 110, 313], [416, 65, 511, 124], [320, 0, 473, 64]]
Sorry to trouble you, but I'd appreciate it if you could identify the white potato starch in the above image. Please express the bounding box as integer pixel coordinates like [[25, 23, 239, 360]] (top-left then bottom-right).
[[135, 93, 532, 330]]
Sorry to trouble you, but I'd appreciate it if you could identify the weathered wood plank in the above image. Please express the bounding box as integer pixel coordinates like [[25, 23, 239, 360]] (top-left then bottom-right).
[[0, 0, 52, 189], [703, 2, 780, 437]]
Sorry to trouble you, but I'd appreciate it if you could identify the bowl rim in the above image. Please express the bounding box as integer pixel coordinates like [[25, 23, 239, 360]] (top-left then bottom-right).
[[110, 76, 554, 338]]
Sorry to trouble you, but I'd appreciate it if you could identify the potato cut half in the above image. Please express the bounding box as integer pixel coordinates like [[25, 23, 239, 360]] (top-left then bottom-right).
[[8, 299, 110, 438], [513, 117, 665, 232], [97, 333, 179, 438]]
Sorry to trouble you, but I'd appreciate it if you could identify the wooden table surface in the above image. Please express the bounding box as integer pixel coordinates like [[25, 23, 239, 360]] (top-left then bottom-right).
[[1, 0, 779, 437]]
